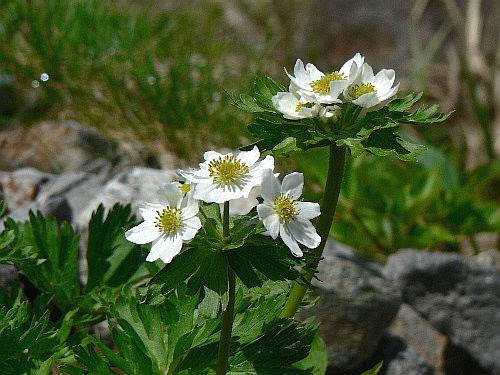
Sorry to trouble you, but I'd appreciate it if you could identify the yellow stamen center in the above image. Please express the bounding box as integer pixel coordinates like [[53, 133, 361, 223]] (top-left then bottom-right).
[[351, 83, 376, 98], [156, 207, 183, 234], [310, 71, 346, 94], [208, 155, 250, 186], [295, 102, 315, 112], [180, 183, 191, 194], [274, 194, 298, 223]]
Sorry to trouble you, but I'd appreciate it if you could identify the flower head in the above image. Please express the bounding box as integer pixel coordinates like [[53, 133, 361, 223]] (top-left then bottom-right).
[[125, 182, 201, 264], [257, 170, 321, 257], [344, 62, 399, 108], [272, 91, 322, 120], [284, 53, 364, 105], [180, 146, 274, 204]]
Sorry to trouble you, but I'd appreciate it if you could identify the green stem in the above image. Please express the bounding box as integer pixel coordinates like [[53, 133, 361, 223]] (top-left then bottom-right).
[[281, 143, 347, 318], [223, 201, 230, 242], [216, 202, 236, 375]]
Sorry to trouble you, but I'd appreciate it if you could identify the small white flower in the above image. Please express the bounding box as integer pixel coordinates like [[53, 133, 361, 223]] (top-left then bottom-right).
[[125, 182, 201, 264], [257, 170, 321, 257], [180, 146, 274, 204], [272, 91, 321, 120], [344, 62, 399, 108], [285, 53, 364, 104]]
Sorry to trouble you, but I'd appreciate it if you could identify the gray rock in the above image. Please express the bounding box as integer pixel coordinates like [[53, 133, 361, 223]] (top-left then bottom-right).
[[384, 249, 500, 374], [475, 249, 500, 269], [75, 166, 177, 228], [0, 168, 52, 210], [381, 335, 435, 375], [389, 304, 446, 373], [306, 241, 401, 370]]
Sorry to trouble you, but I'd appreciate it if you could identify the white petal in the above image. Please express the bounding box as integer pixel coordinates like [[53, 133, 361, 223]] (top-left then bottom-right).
[[296, 201, 321, 219], [280, 225, 303, 257], [158, 237, 184, 264], [281, 172, 303, 199], [139, 204, 163, 222], [251, 155, 275, 174], [373, 69, 395, 94], [146, 236, 168, 262], [196, 182, 247, 203], [260, 169, 280, 202], [272, 92, 306, 119], [126, 222, 161, 244], [237, 146, 260, 167], [179, 168, 210, 184], [288, 220, 321, 249], [339, 53, 364, 76], [203, 150, 223, 162], [352, 92, 380, 108], [305, 62, 324, 81], [361, 63, 374, 82], [182, 216, 201, 240], [160, 182, 183, 208], [329, 79, 349, 100], [257, 203, 280, 239], [378, 82, 400, 102], [229, 187, 260, 216], [181, 194, 199, 218]]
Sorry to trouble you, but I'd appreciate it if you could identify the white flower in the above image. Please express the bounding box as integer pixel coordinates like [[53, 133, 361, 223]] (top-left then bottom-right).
[[344, 62, 399, 108], [285, 53, 364, 104], [257, 170, 321, 257], [125, 182, 201, 264], [272, 91, 322, 120], [180, 146, 274, 204]]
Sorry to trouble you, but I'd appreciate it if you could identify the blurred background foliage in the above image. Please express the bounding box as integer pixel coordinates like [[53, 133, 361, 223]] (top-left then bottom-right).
[[0, 0, 499, 261]]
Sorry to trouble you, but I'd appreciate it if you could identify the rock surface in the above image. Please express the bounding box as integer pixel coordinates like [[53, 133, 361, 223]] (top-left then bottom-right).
[[384, 249, 500, 374], [379, 335, 435, 375], [306, 241, 401, 370], [389, 304, 447, 374]]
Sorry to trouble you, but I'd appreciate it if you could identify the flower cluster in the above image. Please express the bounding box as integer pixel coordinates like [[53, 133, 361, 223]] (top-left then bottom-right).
[[126, 146, 321, 263], [272, 53, 399, 119]]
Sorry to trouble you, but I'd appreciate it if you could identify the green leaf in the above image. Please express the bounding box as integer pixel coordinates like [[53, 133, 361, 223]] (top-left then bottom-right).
[[3, 212, 80, 310], [0, 200, 6, 217], [86, 203, 145, 291], [232, 76, 284, 113], [361, 362, 383, 375], [293, 335, 328, 374]]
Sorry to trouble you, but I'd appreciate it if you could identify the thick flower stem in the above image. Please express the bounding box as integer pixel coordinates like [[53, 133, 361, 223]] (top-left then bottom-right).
[[280, 143, 347, 318], [216, 202, 236, 375]]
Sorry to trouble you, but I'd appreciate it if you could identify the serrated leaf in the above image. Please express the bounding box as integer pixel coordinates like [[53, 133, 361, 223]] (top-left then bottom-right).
[[293, 335, 328, 374], [86, 203, 145, 291], [3, 212, 80, 310]]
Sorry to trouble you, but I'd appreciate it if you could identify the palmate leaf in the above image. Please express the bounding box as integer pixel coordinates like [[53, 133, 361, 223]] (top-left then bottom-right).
[[86, 203, 146, 291], [2, 212, 80, 310], [232, 76, 285, 113], [0, 289, 76, 375], [69, 282, 322, 375]]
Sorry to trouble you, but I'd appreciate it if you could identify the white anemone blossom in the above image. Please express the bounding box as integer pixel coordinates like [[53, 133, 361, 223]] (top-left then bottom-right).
[[285, 53, 364, 104], [125, 182, 201, 264], [344, 62, 399, 108], [272, 91, 322, 120], [180, 146, 274, 204], [257, 169, 321, 257]]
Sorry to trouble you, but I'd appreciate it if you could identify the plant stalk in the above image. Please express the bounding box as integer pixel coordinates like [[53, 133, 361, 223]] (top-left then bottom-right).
[[216, 201, 236, 375], [280, 143, 347, 318]]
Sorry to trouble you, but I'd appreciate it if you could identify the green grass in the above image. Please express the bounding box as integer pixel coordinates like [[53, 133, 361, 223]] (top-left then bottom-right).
[[0, 0, 272, 159]]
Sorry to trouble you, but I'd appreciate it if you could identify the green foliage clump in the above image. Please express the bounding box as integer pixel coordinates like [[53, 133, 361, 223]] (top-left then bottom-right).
[[0, 203, 325, 374]]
